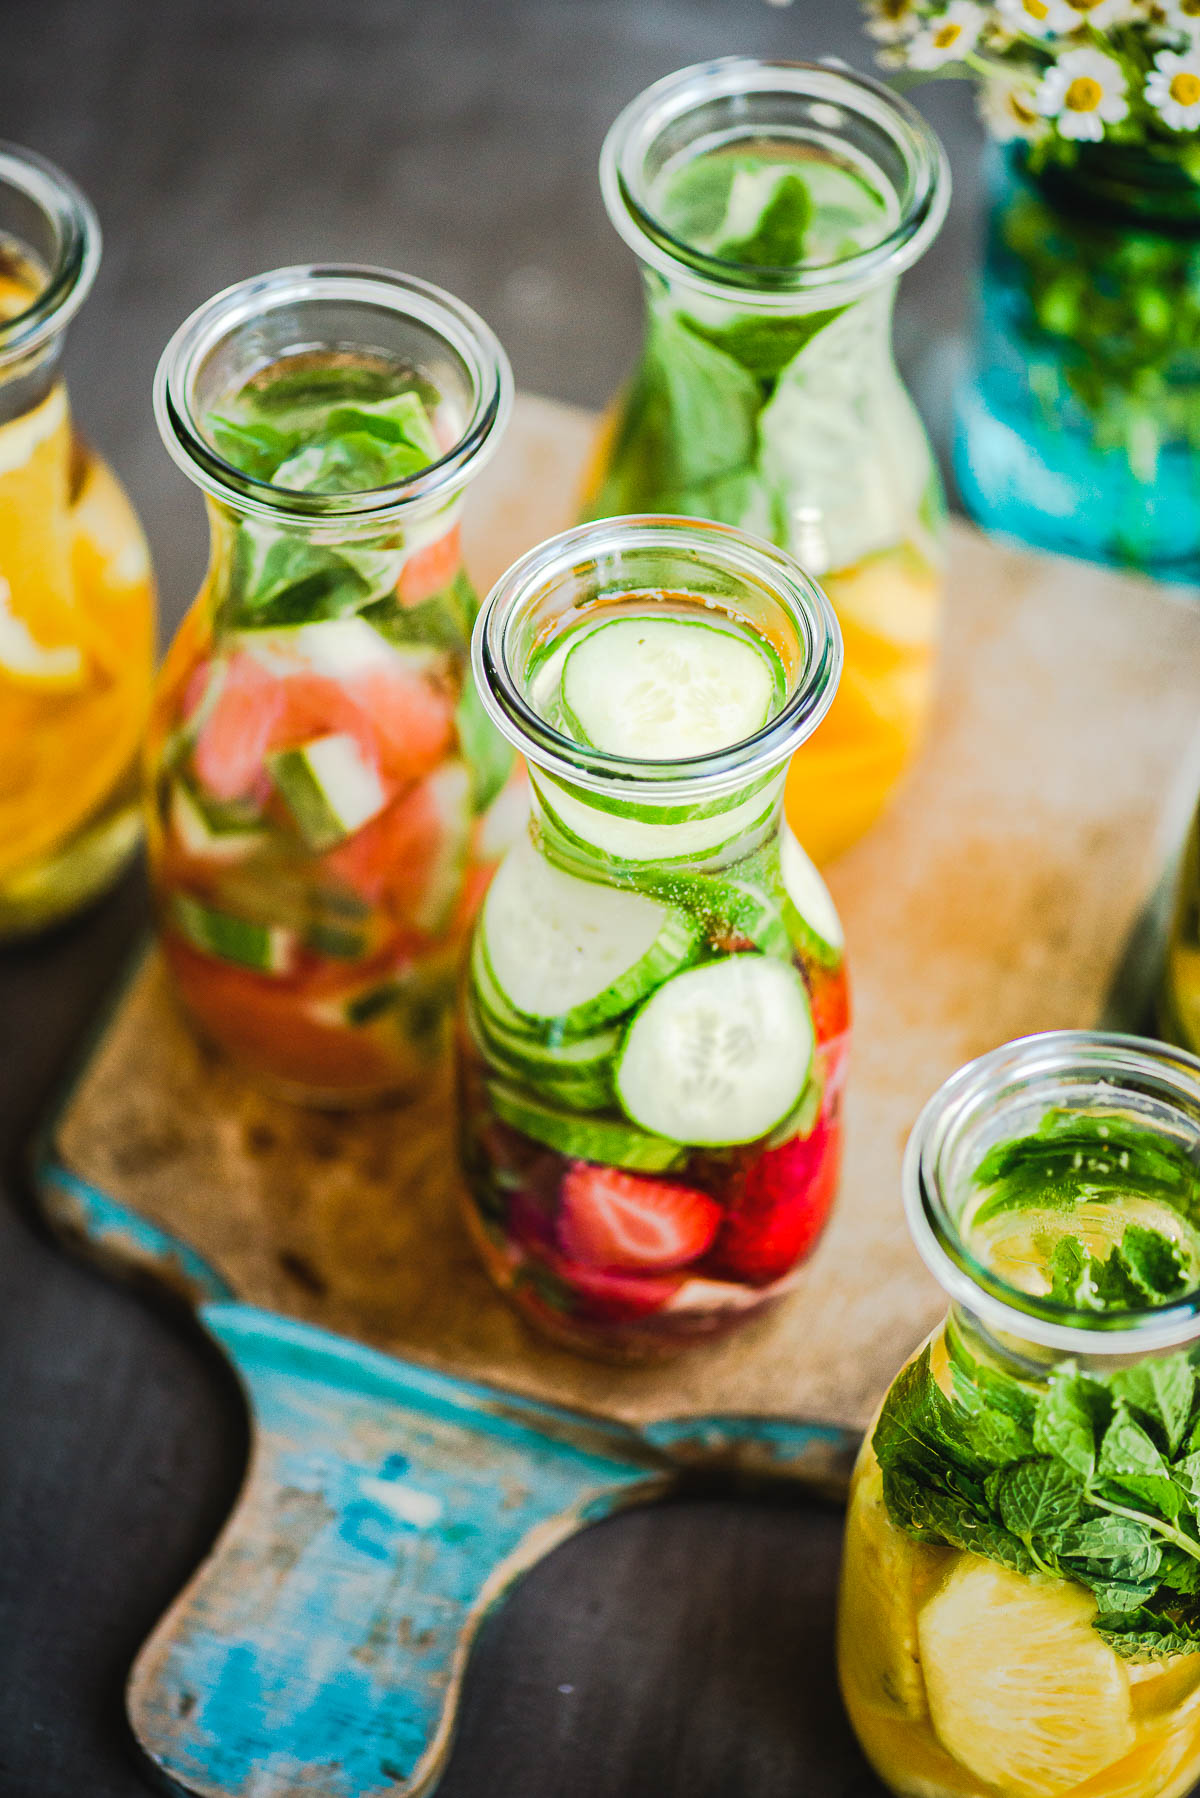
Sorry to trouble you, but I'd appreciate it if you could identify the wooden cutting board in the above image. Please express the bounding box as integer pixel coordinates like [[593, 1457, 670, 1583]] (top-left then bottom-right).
[[35, 393, 1200, 1798]]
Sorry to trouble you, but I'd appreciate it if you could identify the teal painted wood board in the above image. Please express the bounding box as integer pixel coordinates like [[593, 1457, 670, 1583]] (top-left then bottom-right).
[[34, 396, 1200, 1797]]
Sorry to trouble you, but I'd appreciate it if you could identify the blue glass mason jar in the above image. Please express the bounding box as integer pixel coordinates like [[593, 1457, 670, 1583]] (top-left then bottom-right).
[[955, 145, 1200, 583]]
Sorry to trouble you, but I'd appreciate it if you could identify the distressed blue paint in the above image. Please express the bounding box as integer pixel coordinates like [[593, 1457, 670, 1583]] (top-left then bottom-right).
[[130, 1304, 663, 1798], [36, 1156, 232, 1302], [644, 1413, 853, 1474]]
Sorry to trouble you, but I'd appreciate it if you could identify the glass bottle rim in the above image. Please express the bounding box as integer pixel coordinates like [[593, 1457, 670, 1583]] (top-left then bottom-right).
[[905, 1030, 1200, 1356], [0, 141, 100, 368], [472, 513, 842, 801], [599, 57, 950, 309], [153, 264, 512, 526]]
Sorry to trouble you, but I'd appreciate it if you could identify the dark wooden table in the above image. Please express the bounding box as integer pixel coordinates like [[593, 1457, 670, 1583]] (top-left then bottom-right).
[[0, 4, 981, 1792]]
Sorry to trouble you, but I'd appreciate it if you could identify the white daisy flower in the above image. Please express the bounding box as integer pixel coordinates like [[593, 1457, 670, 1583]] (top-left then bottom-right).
[[864, 0, 923, 40], [995, 0, 1075, 37], [1036, 46, 1130, 139], [1146, 45, 1200, 125], [1159, 0, 1200, 37], [979, 71, 1051, 139], [1056, 0, 1141, 27], [907, 0, 986, 66]]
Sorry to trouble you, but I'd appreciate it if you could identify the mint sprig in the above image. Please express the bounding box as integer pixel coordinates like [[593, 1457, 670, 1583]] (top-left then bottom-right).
[[874, 1342, 1200, 1660]]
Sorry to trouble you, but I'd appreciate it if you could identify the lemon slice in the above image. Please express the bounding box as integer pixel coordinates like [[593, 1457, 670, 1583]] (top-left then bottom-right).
[[838, 1451, 950, 1722], [0, 572, 85, 688], [918, 1556, 1134, 1798]]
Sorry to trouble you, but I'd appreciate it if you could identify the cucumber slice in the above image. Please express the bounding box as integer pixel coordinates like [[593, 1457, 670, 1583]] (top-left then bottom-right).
[[466, 1001, 614, 1112], [560, 616, 781, 759], [270, 732, 388, 852], [616, 954, 814, 1146], [534, 770, 779, 867], [471, 938, 620, 1075], [482, 839, 699, 1031], [170, 894, 296, 976], [410, 761, 473, 935], [241, 615, 435, 679], [781, 826, 843, 962], [170, 784, 266, 865], [487, 1080, 686, 1172]]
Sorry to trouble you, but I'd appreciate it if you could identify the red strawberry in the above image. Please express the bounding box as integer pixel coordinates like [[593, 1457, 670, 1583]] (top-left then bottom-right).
[[557, 1162, 721, 1272], [558, 1258, 684, 1322], [805, 959, 850, 1047], [704, 1112, 841, 1287]]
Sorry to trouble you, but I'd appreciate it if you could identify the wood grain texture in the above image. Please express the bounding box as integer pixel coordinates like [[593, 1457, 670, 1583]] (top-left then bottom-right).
[[42, 394, 1200, 1457]]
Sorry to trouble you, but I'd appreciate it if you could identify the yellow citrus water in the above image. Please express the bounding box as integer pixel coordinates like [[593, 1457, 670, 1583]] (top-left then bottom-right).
[[840, 1383, 1200, 1798], [0, 257, 155, 933]]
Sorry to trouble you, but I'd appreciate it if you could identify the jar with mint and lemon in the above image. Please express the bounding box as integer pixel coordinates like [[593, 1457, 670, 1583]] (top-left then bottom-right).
[[458, 516, 850, 1359], [840, 1032, 1200, 1798]]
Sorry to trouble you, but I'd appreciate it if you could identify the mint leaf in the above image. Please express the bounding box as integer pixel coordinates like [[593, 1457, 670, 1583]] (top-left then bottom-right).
[[717, 173, 811, 268], [972, 1112, 1200, 1229], [1034, 1370, 1109, 1479], [1121, 1224, 1189, 1303], [681, 308, 846, 380], [882, 1467, 1035, 1576], [1091, 1244, 1146, 1312], [1111, 1355, 1195, 1456], [209, 413, 299, 481], [1097, 1403, 1184, 1520], [1095, 1606, 1200, 1661], [991, 1458, 1084, 1567], [646, 310, 761, 490], [1047, 1236, 1094, 1308]]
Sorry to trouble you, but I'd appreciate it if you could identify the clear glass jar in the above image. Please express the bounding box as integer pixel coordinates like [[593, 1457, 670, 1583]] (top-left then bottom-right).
[[840, 1031, 1200, 1798], [458, 515, 850, 1359], [1164, 809, 1200, 1058], [581, 59, 949, 865], [0, 143, 154, 936], [956, 147, 1200, 583], [147, 266, 515, 1106]]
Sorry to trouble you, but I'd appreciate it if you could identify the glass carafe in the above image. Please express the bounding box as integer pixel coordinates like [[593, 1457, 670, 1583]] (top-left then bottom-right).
[[0, 143, 154, 936], [840, 1031, 1200, 1798], [147, 266, 514, 1106], [582, 59, 949, 865], [458, 515, 850, 1359]]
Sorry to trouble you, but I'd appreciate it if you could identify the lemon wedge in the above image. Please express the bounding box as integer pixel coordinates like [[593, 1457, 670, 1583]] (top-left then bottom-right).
[[0, 572, 85, 688], [838, 1451, 950, 1722], [918, 1556, 1135, 1798]]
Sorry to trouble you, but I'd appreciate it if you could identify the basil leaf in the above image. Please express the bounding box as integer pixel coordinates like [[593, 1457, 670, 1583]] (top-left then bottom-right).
[[681, 307, 847, 381], [209, 413, 299, 481]]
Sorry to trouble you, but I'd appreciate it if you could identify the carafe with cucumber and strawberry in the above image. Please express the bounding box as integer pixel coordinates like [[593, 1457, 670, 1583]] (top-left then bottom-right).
[[460, 515, 849, 1358], [146, 268, 516, 1105]]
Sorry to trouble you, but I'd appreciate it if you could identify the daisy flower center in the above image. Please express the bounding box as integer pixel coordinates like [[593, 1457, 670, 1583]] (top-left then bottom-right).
[[933, 20, 967, 46], [1064, 0, 1108, 12], [1171, 71, 1200, 105], [1065, 75, 1104, 112]]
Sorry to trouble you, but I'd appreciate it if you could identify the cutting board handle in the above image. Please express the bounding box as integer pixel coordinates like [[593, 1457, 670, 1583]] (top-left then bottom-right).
[[126, 1304, 663, 1798]]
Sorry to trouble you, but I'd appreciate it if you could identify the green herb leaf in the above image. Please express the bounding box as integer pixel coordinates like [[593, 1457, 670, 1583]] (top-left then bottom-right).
[[717, 172, 811, 268], [1095, 1606, 1200, 1661], [1111, 1355, 1195, 1457], [991, 1458, 1085, 1567], [1034, 1369, 1109, 1480]]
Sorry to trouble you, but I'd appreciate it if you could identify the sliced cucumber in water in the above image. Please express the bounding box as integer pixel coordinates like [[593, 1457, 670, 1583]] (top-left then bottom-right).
[[481, 839, 699, 1031], [467, 1001, 614, 1112], [269, 732, 388, 852], [171, 894, 296, 976], [471, 938, 620, 1074], [487, 1080, 686, 1172], [560, 615, 781, 760], [535, 771, 778, 868], [170, 783, 266, 864], [781, 826, 843, 963], [616, 953, 814, 1146]]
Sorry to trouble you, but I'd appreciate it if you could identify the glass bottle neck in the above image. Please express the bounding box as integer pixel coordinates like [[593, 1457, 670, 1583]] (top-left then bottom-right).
[[202, 482, 469, 632], [525, 759, 788, 887]]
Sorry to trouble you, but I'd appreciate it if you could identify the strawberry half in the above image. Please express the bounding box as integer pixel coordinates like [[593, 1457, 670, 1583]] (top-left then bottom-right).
[[557, 1162, 721, 1272], [703, 1112, 841, 1287]]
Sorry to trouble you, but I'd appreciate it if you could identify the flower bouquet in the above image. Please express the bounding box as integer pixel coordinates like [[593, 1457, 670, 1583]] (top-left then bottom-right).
[[864, 0, 1200, 578]]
